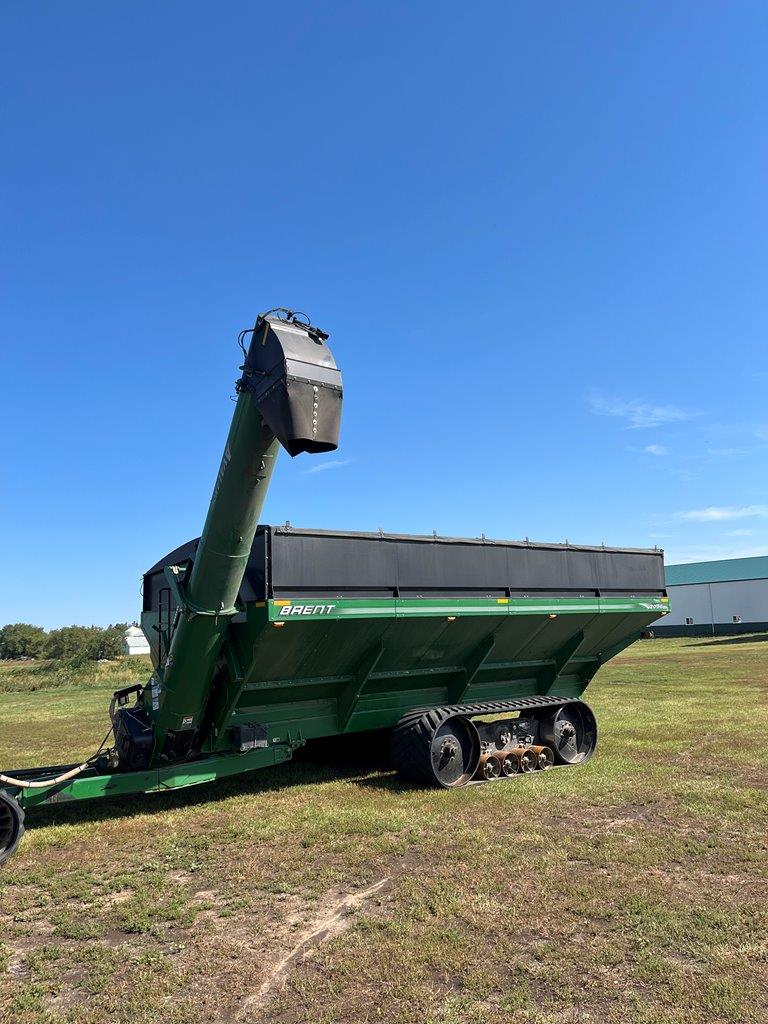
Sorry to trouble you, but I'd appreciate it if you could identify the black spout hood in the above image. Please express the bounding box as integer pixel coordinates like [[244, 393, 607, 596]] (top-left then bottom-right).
[[237, 313, 343, 456]]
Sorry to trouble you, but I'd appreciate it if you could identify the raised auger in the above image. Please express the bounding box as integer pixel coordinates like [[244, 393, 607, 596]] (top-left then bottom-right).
[[136, 311, 343, 766]]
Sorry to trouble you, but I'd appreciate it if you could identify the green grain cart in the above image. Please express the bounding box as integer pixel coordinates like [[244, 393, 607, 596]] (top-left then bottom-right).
[[0, 310, 669, 864]]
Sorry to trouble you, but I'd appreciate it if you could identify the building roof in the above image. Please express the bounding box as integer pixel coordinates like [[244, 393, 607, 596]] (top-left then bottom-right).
[[666, 554, 768, 586]]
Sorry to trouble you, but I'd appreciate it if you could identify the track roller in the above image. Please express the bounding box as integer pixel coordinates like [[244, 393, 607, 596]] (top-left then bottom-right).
[[0, 792, 25, 866], [480, 754, 502, 780], [508, 746, 537, 773], [529, 744, 555, 770]]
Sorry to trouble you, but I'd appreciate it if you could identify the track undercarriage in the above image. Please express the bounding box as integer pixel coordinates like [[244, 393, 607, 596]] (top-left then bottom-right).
[[391, 696, 598, 788]]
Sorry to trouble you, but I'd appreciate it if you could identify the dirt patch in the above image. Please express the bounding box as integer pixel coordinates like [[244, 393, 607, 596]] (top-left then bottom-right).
[[6, 957, 30, 979], [239, 877, 391, 1019]]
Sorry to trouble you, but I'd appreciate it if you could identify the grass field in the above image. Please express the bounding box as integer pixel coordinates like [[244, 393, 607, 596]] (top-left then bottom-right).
[[0, 637, 766, 1024]]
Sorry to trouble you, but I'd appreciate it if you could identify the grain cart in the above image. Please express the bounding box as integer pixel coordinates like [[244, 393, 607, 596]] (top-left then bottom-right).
[[0, 309, 669, 864]]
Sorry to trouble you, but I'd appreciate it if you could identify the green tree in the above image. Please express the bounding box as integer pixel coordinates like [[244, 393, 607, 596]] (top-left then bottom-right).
[[93, 624, 127, 660], [44, 624, 127, 663], [0, 623, 47, 659], [44, 626, 94, 664]]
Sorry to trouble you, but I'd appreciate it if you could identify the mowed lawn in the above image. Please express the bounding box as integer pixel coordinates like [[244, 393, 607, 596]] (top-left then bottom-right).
[[0, 637, 766, 1024]]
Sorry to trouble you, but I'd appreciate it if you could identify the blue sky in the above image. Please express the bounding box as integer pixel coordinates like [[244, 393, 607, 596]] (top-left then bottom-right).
[[2, 2, 766, 629]]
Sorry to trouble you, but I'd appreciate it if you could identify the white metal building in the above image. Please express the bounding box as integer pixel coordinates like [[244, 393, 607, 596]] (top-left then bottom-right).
[[653, 555, 768, 637], [123, 625, 151, 656]]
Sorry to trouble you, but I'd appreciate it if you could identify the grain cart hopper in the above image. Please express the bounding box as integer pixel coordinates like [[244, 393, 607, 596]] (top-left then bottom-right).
[[0, 308, 669, 864]]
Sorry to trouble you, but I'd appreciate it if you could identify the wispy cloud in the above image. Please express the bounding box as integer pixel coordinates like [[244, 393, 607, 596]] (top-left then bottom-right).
[[643, 444, 667, 456], [587, 393, 690, 429], [663, 543, 768, 564], [675, 504, 768, 522], [724, 528, 754, 537], [303, 458, 355, 475]]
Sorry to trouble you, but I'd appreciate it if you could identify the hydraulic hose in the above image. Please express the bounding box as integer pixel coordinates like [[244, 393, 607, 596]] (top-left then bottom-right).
[[0, 762, 90, 789]]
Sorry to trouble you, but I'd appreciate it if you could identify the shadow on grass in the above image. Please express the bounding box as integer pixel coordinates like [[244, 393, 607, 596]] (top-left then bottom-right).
[[691, 633, 768, 648], [21, 729, 416, 835]]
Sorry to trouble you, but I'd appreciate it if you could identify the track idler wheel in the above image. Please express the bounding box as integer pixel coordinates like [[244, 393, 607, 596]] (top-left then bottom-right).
[[0, 791, 25, 866], [391, 711, 480, 788], [539, 702, 597, 765]]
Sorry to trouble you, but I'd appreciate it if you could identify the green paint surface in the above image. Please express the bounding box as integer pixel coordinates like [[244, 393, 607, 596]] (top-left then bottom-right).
[[267, 595, 669, 621]]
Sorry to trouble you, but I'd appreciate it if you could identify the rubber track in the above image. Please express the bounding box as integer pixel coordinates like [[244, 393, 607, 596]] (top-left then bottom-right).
[[0, 791, 25, 867], [391, 695, 582, 788]]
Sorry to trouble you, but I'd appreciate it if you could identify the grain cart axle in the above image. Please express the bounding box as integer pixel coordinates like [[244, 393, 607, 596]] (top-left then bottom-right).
[[0, 308, 669, 864]]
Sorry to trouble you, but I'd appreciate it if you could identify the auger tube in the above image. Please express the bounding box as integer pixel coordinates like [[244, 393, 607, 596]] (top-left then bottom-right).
[[146, 404, 280, 759]]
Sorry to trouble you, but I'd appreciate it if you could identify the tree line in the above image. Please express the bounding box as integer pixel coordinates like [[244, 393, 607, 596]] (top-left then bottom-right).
[[0, 623, 129, 663]]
